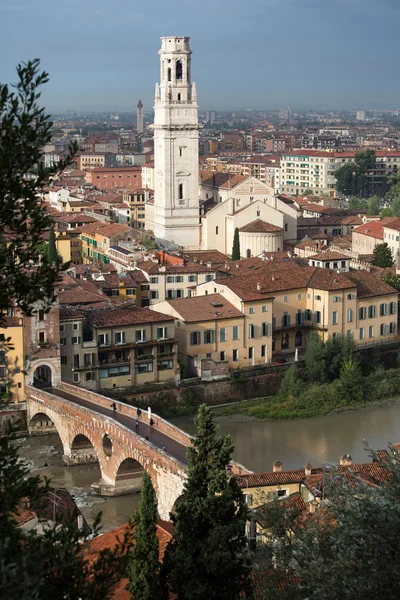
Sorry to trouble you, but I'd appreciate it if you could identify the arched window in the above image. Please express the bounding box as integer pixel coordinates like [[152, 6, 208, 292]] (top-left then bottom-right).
[[168, 68, 171, 82], [176, 60, 182, 80], [177, 93, 181, 101], [257, 209, 260, 217], [246, 249, 251, 258], [178, 184, 183, 199], [285, 223, 288, 231]]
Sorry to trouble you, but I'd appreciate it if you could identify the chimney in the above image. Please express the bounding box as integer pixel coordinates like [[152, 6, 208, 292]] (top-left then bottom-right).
[[257, 282, 261, 291], [308, 502, 316, 513], [273, 461, 282, 473], [340, 454, 352, 466], [305, 463, 312, 476], [77, 515, 83, 531]]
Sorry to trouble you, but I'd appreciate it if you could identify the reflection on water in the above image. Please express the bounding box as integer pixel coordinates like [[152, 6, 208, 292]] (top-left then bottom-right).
[[15, 434, 140, 532], [174, 402, 400, 472]]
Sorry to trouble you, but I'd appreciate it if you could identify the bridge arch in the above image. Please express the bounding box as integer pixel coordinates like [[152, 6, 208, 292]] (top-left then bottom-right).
[[26, 359, 60, 387], [68, 432, 99, 466], [28, 409, 70, 457], [114, 457, 145, 494]]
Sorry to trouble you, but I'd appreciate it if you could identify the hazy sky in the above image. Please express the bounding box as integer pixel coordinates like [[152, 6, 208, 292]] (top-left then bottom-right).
[[0, 0, 399, 112]]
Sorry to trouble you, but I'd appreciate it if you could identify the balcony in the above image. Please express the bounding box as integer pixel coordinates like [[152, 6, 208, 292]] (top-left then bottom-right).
[[82, 339, 97, 349], [136, 353, 154, 362]]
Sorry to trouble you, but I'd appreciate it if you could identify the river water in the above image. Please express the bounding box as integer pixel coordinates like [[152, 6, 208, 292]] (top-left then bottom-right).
[[16, 402, 400, 531]]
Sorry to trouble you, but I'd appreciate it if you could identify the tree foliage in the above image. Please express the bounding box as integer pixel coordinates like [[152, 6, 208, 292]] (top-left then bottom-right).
[[380, 206, 393, 217], [334, 150, 376, 197], [367, 195, 381, 215], [303, 332, 357, 385], [0, 59, 77, 317], [347, 196, 366, 210], [163, 404, 252, 600], [128, 472, 166, 600], [0, 428, 133, 599], [232, 227, 241, 261], [372, 242, 394, 268], [47, 224, 58, 264], [254, 446, 400, 600], [382, 271, 400, 291]]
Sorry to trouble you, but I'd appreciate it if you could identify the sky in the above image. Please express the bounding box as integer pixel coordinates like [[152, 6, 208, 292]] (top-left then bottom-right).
[[0, 0, 399, 112]]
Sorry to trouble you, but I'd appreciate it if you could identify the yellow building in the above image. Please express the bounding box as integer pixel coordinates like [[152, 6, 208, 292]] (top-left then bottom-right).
[[0, 316, 25, 403], [194, 255, 399, 360], [79, 222, 133, 264], [123, 190, 146, 230], [153, 294, 246, 375]]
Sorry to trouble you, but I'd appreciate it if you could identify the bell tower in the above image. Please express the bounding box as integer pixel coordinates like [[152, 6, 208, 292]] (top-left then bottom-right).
[[152, 36, 200, 249]]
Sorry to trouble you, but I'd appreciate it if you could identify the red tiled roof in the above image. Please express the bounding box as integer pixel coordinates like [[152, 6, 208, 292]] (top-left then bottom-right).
[[352, 218, 398, 239], [84, 306, 174, 328], [164, 293, 245, 323], [238, 219, 283, 234]]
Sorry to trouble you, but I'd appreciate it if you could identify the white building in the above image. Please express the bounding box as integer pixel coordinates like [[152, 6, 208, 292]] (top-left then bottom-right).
[[151, 36, 201, 249]]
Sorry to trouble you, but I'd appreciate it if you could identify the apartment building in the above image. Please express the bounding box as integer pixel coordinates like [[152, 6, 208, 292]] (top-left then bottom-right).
[[383, 219, 400, 266], [78, 222, 134, 264], [85, 166, 142, 191], [352, 218, 399, 255], [59, 306, 177, 390], [78, 153, 107, 171], [123, 189, 146, 230], [135, 259, 217, 306], [192, 256, 398, 361]]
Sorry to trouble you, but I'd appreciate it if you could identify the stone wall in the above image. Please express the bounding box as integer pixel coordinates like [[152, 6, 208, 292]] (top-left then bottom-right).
[[0, 403, 27, 435]]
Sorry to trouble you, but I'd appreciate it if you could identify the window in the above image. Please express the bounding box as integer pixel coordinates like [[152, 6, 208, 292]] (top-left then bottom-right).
[[178, 183, 183, 200], [188, 275, 197, 283], [298, 294, 302, 300], [390, 301, 397, 315], [248, 324, 255, 339], [368, 305, 376, 319], [205, 274, 214, 282], [150, 277, 159, 284], [60, 338, 66, 346], [204, 329, 215, 344], [359, 307, 366, 320], [262, 322, 270, 336], [380, 323, 387, 336], [39, 332, 46, 343], [220, 351, 226, 361], [360, 327, 365, 340], [60, 324, 65, 332], [136, 329, 146, 343], [86, 372, 95, 381], [284, 296, 289, 303], [157, 327, 168, 339], [315, 295, 321, 301], [114, 331, 126, 344], [158, 359, 173, 370], [261, 345, 266, 357], [332, 311, 338, 325], [175, 276, 184, 283], [38, 309, 45, 321], [249, 307, 255, 314], [190, 331, 201, 345], [216, 226, 219, 235], [233, 349, 239, 362], [380, 303, 388, 316], [150, 290, 159, 300], [314, 311, 321, 324], [262, 305, 268, 313], [73, 373, 80, 383], [233, 326, 239, 340], [166, 276, 174, 283], [73, 322, 79, 331], [73, 354, 80, 368], [134, 363, 153, 374], [333, 296, 340, 302], [72, 336, 81, 345], [220, 328, 227, 342], [347, 308, 353, 323], [390, 322, 396, 334], [369, 325, 374, 338], [61, 356, 67, 365], [248, 347, 254, 360], [98, 333, 109, 346], [206, 353, 212, 359]]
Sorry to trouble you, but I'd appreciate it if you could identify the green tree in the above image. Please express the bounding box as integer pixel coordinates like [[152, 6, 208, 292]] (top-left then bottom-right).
[[163, 404, 252, 600], [303, 188, 314, 196], [367, 195, 380, 215], [386, 172, 400, 201], [392, 197, 400, 217], [139, 237, 158, 251], [0, 59, 77, 317], [278, 364, 306, 401], [382, 272, 400, 291], [347, 196, 365, 210], [128, 471, 166, 600], [324, 335, 344, 382], [334, 162, 358, 196], [255, 445, 400, 600], [334, 150, 376, 197], [372, 242, 394, 267], [232, 227, 241, 260], [380, 206, 393, 217], [0, 428, 133, 599], [305, 331, 326, 383], [47, 224, 58, 264], [339, 359, 363, 403]]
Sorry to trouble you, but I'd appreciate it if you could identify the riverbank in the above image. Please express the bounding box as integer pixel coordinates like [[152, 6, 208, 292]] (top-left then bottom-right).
[[213, 366, 400, 420]]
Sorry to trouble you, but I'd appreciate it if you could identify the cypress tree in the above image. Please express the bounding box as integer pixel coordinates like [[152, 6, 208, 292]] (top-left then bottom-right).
[[128, 471, 166, 600], [47, 225, 58, 265], [163, 404, 252, 600], [232, 227, 241, 260]]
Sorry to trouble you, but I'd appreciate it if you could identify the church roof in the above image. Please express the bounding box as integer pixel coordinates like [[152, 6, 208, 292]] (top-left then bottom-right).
[[238, 219, 283, 234]]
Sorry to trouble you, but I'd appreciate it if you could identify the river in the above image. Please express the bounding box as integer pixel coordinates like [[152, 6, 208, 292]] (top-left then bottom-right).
[[16, 402, 400, 531]]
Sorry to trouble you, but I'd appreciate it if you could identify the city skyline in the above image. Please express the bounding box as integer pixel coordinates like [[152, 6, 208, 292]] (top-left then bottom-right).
[[1, 0, 399, 111]]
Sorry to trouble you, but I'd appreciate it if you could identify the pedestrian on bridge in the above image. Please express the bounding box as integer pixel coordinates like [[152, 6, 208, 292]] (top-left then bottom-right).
[[137, 407, 142, 418], [111, 402, 116, 415], [150, 418, 154, 427], [135, 420, 139, 433]]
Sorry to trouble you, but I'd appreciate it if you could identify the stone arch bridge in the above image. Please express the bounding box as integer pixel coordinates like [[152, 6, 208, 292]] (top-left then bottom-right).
[[26, 382, 251, 520]]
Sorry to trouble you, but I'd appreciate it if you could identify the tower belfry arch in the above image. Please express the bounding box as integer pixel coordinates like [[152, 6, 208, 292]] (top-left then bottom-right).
[[152, 36, 200, 249]]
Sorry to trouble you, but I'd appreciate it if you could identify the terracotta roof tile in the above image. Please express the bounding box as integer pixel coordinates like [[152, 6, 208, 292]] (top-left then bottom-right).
[[164, 293, 245, 323], [238, 219, 283, 234], [84, 306, 174, 328]]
